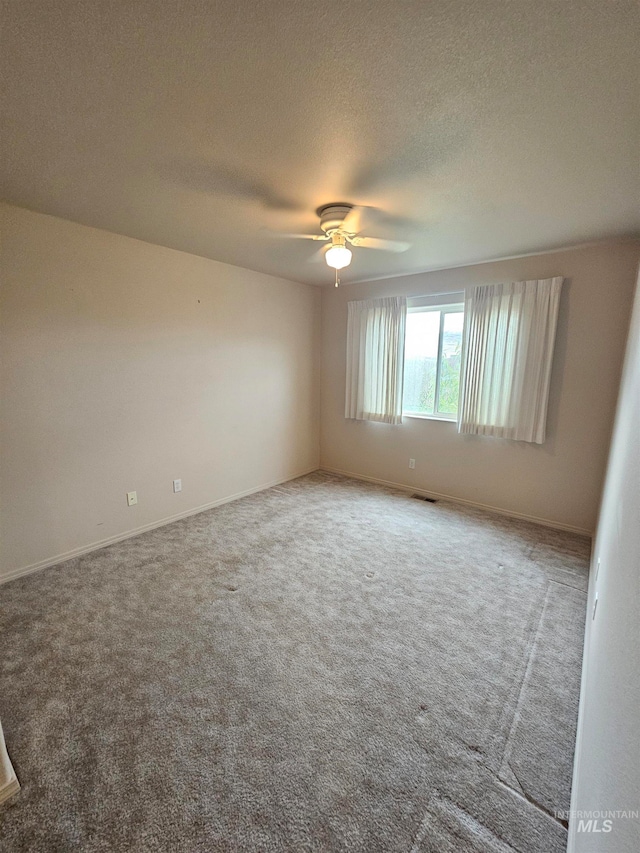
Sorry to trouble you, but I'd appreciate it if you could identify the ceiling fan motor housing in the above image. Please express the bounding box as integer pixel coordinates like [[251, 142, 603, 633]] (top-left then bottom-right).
[[317, 203, 354, 235]]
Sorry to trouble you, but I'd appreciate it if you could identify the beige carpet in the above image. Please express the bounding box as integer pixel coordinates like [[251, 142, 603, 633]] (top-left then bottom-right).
[[0, 472, 589, 852]]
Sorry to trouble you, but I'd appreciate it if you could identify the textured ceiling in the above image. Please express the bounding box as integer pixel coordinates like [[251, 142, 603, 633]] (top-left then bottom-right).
[[1, 1, 638, 286]]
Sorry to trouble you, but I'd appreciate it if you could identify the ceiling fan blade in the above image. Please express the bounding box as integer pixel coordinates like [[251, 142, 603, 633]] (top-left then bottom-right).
[[261, 228, 331, 243], [351, 236, 411, 253], [341, 205, 366, 234], [162, 159, 305, 211], [272, 232, 329, 240]]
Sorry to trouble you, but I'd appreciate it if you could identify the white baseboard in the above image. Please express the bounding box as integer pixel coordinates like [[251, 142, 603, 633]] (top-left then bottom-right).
[[0, 718, 20, 805], [0, 776, 20, 805], [0, 466, 320, 586], [321, 466, 593, 537]]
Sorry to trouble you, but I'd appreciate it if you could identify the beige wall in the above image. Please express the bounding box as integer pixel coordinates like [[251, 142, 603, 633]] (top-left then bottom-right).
[[0, 204, 320, 580], [568, 266, 640, 853], [320, 242, 640, 533], [1, 204, 637, 580]]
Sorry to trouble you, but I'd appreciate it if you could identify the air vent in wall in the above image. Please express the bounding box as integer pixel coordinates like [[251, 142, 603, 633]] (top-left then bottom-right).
[[411, 494, 438, 503]]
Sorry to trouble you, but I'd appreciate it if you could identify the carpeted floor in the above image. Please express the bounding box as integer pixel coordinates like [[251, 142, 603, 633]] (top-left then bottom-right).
[[0, 472, 589, 852]]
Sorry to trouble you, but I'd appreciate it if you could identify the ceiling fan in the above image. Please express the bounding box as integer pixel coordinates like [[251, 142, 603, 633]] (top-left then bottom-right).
[[277, 203, 411, 285]]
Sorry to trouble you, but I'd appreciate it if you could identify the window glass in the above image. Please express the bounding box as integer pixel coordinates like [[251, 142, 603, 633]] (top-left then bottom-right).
[[403, 305, 463, 419], [437, 311, 464, 415], [403, 310, 440, 415]]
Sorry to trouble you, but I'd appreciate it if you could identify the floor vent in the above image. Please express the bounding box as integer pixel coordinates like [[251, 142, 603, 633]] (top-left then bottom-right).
[[411, 494, 438, 503]]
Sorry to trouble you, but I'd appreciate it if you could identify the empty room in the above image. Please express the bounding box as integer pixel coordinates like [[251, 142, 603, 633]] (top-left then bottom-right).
[[1, 2, 638, 852]]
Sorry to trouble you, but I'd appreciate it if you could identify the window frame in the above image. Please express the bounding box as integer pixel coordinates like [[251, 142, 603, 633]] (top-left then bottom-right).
[[402, 300, 464, 422]]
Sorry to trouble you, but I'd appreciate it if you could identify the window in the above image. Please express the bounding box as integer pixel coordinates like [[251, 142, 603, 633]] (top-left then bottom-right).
[[403, 302, 464, 420]]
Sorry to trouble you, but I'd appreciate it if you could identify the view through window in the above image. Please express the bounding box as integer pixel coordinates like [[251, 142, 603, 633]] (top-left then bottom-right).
[[403, 304, 464, 418]]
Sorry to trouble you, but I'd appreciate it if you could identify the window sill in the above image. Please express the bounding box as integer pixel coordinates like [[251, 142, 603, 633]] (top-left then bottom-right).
[[403, 413, 457, 423]]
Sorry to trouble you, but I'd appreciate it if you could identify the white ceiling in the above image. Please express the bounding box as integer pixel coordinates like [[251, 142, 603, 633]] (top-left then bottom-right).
[[1, 1, 638, 286]]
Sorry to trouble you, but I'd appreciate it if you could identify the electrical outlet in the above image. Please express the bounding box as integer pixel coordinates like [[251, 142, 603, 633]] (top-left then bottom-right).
[[126, 491, 137, 506], [173, 479, 182, 493], [409, 458, 416, 469], [592, 592, 599, 620], [595, 557, 601, 581]]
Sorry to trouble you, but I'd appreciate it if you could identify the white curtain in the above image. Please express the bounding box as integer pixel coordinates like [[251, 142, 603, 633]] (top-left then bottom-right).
[[457, 277, 563, 443], [345, 296, 407, 424]]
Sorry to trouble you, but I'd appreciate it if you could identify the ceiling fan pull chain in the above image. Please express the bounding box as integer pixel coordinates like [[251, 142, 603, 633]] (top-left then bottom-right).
[[335, 268, 340, 287]]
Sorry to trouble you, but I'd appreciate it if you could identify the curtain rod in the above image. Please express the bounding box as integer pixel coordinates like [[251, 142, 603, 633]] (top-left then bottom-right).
[[347, 290, 466, 305], [407, 289, 465, 299]]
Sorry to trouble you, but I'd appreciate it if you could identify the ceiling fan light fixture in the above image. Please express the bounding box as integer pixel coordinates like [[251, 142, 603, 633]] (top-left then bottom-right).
[[325, 244, 352, 270]]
